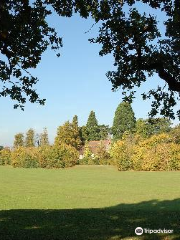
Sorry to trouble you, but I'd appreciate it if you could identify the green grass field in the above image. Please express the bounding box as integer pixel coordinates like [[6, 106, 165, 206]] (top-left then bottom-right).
[[0, 165, 180, 240]]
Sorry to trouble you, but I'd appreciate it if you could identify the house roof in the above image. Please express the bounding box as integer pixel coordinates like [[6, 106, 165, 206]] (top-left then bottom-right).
[[80, 140, 111, 155]]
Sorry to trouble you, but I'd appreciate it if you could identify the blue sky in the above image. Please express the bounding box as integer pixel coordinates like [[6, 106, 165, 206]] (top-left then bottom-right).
[[0, 3, 179, 146]]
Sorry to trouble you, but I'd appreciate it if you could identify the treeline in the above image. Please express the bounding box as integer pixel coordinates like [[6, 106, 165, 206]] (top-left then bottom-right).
[[0, 101, 180, 170], [0, 112, 109, 168], [12, 112, 110, 149]]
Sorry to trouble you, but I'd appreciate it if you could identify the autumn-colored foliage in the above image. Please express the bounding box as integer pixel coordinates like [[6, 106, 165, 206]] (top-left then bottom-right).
[[110, 133, 180, 171], [37, 144, 79, 168], [0, 148, 11, 165], [10, 144, 79, 169], [11, 147, 39, 168]]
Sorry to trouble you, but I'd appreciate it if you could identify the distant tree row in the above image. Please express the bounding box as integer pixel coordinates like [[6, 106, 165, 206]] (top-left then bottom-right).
[[13, 101, 172, 149], [14, 128, 49, 148], [1, 100, 179, 170]]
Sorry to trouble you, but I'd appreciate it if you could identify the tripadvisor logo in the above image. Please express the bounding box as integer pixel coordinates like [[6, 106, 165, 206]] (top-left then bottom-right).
[[135, 227, 143, 235], [135, 227, 174, 235]]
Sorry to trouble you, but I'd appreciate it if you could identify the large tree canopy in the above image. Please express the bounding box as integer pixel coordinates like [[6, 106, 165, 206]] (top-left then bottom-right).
[[0, 0, 180, 118]]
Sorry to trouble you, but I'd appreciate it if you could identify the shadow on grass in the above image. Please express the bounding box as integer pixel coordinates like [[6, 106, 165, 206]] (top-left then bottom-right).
[[0, 199, 180, 240]]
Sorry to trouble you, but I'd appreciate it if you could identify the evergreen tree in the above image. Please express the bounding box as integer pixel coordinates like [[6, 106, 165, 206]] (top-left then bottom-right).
[[72, 115, 78, 129], [112, 102, 136, 140], [79, 126, 88, 144], [40, 128, 49, 146], [99, 124, 110, 140], [136, 118, 171, 138], [13, 133, 24, 148], [86, 111, 101, 141], [71, 115, 82, 150], [25, 128, 35, 147]]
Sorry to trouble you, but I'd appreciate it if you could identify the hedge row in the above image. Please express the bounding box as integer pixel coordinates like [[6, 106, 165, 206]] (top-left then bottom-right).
[[110, 133, 180, 171], [2, 133, 180, 171], [0, 144, 79, 168]]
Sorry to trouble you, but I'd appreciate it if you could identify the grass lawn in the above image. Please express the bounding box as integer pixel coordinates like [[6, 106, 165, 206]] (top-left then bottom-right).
[[0, 165, 180, 240]]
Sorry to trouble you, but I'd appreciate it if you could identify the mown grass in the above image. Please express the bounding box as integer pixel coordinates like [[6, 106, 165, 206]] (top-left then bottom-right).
[[0, 165, 180, 239]]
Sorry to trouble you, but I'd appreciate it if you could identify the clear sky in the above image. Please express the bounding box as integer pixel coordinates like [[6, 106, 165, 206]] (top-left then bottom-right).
[[0, 3, 179, 146]]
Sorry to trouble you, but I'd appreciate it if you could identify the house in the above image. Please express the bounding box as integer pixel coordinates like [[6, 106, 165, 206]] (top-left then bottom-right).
[[79, 139, 111, 159]]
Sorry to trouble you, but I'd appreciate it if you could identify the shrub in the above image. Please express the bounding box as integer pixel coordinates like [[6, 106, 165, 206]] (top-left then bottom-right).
[[0, 148, 11, 165], [110, 140, 133, 170], [140, 143, 180, 171], [110, 133, 180, 171], [132, 134, 177, 171], [38, 144, 79, 168], [11, 147, 39, 168], [11, 144, 79, 169]]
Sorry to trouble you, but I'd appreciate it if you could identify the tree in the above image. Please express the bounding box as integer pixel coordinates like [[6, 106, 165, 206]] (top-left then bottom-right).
[[40, 128, 49, 146], [89, 0, 180, 119], [112, 101, 136, 140], [13, 133, 24, 148], [79, 126, 88, 144], [86, 111, 101, 141], [25, 128, 35, 147], [55, 117, 82, 150], [71, 115, 82, 150], [169, 125, 180, 144], [1, 1, 180, 118], [99, 124, 110, 140], [136, 118, 171, 138]]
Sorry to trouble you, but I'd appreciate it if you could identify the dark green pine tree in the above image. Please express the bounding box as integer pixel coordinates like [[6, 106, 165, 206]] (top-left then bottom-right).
[[86, 111, 101, 141], [112, 101, 136, 140]]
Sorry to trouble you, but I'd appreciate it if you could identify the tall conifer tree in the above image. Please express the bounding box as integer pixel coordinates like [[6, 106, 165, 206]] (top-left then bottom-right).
[[112, 102, 136, 140], [86, 111, 101, 141]]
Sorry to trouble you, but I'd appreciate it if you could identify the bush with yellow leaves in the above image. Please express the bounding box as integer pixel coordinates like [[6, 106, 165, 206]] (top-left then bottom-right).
[[11, 144, 79, 168], [110, 133, 180, 171], [110, 140, 133, 171], [37, 144, 79, 168], [0, 148, 11, 165], [11, 147, 39, 168]]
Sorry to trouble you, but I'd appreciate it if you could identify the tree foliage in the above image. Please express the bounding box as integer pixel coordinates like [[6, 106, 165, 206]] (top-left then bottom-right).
[[55, 117, 82, 150], [13, 133, 24, 148], [0, 0, 63, 109], [99, 124, 110, 140], [25, 128, 35, 147], [136, 117, 171, 138], [89, 0, 180, 119], [11, 144, 79, 168], [0, 148, 11, 165], [86, 110, 101, 141], [40, 127, 49, 146], [110, 132, 180, 171], [1, 1, 179, 118], [112, 101, 136, 140]]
